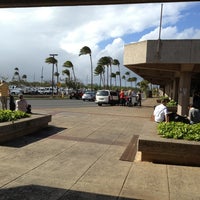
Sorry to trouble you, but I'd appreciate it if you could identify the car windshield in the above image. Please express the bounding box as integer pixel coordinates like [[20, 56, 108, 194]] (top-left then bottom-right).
[[110, 91, 117, 96], [97, 91, 109, 96], [85, 91, 94, 94]]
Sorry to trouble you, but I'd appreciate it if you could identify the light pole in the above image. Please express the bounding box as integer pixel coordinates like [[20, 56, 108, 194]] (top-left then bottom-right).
[[49, 54, 58, 97]]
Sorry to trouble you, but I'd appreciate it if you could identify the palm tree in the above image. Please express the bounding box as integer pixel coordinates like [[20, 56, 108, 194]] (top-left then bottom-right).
[[12, 67, 20, 82], [115, 71, 120, 87], [132, 77, 137, 88], [98, 56, 111, 89], [22, 74, 27, 82], [128, 77, 137, 88], [62, 69, 70, 79], [137, 79, 149, 93], [125, 71, 131, 86], [122, 75, 126, 87], [45, 56, 58, 97], [113, 59, 121, 89], [111, 73, 117, 87], [63, 61, 76, 82], [108, 57, 113, 88], [79, 46, 93, 90], [94, 64, 105, 87]]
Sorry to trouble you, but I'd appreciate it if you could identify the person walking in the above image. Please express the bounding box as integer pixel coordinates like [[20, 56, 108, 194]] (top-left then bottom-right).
[[0, 80, 9, 110]]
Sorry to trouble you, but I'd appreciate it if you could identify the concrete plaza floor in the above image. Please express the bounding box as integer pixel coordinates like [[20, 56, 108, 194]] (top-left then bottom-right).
[[0, 98, 199, 200]]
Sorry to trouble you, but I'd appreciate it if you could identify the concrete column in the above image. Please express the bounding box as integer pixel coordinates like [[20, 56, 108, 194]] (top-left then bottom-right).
[[174, 78, 179, 103], [177, 72, 191, 116]]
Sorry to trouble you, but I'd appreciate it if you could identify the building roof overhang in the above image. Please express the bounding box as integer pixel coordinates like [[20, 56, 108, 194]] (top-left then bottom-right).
[[0, 0, 199, 8], [124, 40, 200, 85]]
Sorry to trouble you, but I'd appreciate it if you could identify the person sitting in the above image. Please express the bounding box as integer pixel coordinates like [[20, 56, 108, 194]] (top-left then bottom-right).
[[153, 99, 169, 123], [188, 104, 200, 124], [15, 94, 32, 113]]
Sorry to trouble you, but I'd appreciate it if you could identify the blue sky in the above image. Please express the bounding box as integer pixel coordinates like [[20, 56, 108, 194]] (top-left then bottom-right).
[[0, 2, 200, 85]]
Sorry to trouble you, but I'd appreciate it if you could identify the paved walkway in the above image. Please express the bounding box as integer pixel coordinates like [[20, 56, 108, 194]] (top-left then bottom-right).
[[0, 98, 199, 200]]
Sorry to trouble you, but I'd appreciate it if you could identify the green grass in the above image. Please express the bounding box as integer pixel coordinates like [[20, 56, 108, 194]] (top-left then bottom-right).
[[157, 122, 200, 141], [0, 110, 30, 123]]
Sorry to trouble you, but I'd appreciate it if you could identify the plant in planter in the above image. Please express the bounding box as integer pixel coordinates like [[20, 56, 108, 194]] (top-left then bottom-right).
[[167, 99, 177, 113], [156, 96, 169, 103], [0, 110, 30, 123], [157, 121, 200, 141]]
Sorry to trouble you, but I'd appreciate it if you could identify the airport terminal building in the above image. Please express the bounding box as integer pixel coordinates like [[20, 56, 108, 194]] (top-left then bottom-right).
[[124, 39, 200, 115]]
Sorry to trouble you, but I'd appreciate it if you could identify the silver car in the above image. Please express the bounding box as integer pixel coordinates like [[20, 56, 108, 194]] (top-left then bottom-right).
[[82, 91, 96, 101]]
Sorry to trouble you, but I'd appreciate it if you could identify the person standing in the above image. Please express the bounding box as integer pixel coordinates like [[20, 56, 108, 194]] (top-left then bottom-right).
[[0, 80, 9, 110], [153, 99, 169, 123], [137, 90, 142, 106], [9, 94, 16, 111], [119, 89, 125, 106]]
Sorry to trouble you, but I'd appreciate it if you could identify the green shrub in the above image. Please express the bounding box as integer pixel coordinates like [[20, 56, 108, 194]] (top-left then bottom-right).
[[166, 99, 177, 107], [157, 122, 200, 141], [0, 110, 30, 123]]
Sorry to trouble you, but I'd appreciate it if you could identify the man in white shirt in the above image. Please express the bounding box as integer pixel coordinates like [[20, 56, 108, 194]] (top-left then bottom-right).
[[153, 99, 169, 123]]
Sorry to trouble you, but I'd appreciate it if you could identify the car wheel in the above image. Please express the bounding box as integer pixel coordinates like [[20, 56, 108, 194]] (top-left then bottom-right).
[[98, 103, 102, 106]]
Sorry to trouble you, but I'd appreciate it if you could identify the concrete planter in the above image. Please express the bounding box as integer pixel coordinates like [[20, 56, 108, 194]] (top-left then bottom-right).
[[0, 114, 52, 144], [167, 106, 177, 113], [138, 137, 200, 167]]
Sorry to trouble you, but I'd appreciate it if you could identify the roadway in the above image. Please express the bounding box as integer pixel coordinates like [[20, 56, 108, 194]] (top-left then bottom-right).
[[28, 99, 97, 109]]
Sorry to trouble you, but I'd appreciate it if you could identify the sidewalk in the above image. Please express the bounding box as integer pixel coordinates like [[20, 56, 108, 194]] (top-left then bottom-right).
[[0, 98, 199, 200]]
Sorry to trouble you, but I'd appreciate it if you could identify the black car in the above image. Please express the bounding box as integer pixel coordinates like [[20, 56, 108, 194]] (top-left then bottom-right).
[[69, 90, 83, 99]]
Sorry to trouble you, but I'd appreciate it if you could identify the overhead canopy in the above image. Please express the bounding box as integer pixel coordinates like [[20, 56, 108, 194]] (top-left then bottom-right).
[[0, 0, 199, 8], [124, 40, 200, 86]]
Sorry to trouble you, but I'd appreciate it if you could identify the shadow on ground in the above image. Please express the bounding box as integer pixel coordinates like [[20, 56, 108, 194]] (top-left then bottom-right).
[[0, 126, 66, 148], [0, 184, 140, 200]]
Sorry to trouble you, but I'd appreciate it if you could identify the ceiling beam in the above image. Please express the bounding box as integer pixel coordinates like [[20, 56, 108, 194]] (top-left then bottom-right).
[[0, 0, 199, 8]]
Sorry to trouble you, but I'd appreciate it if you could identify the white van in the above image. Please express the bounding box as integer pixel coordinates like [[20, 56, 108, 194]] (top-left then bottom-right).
[[95, 90, 119, 106]]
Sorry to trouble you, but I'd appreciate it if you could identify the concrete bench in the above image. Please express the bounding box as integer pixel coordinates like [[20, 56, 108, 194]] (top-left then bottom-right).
[[0, 113, 52, 144]]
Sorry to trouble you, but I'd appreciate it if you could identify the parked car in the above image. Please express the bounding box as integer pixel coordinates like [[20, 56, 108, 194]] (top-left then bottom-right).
[[10, 88, 23, 95], [95, 90, 119, 106], [69, 90, 83, 99], [82, 91, 96, 101]]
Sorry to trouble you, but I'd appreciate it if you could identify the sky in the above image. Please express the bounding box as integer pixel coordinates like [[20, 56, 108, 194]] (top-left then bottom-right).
[[0, 2, 200, 85]]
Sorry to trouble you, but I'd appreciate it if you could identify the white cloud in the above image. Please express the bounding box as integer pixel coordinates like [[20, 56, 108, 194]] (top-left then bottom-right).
[[0, 2, 199, 84], [139, 26, 200, 41]]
